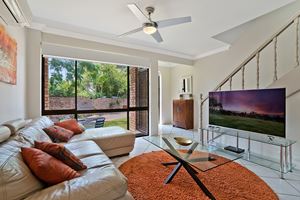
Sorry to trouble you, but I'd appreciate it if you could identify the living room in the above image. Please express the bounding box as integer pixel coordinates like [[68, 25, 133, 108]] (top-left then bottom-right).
[[0, 0, 300, 200]]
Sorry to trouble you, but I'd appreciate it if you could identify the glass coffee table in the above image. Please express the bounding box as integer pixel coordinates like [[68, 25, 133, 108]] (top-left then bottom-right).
[[144, 135, 243, 200]]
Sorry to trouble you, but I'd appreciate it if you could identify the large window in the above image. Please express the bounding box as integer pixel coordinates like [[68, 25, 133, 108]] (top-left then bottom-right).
[[42, 56, 149, 136]]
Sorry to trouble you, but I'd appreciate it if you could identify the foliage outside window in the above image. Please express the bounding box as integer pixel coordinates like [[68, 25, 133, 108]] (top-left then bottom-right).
[[42, 56, 149, 136]]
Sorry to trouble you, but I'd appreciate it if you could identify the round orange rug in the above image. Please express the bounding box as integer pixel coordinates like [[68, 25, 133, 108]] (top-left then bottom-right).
[[119, 151, 278, 200]]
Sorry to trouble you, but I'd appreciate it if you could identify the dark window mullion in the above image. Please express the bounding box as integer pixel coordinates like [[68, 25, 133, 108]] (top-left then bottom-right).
[[75, 60, 78, 120], [127, 66, 130, 130], [147, 68, 150, 134], [42, 56, 149, 136], [41, 56, 45, 113]]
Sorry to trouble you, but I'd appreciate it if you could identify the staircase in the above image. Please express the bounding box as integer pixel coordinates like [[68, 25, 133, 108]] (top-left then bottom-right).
[[200, 13, 300, 130], [268, 65, 300, 98]]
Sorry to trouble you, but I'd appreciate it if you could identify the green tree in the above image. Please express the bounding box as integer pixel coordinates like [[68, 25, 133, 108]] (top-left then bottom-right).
[[48, 58, 127, 98], [49, 58, 75, 97], [77, 62, 127, 98]]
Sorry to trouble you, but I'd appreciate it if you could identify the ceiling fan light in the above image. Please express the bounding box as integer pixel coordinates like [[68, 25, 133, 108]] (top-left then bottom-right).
[[143, 24, 157, 34]]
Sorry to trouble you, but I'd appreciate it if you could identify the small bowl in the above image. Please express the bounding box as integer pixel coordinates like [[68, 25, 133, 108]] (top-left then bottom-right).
[[174, 137, 193, 146]]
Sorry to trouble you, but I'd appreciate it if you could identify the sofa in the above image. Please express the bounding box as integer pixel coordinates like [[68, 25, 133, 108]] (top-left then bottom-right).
[[69, 126, 135, 157], [0, 116, 135, 200]]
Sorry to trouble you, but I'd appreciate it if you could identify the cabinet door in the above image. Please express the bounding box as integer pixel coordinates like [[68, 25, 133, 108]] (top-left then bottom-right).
[[173, 100, 186, 128], [184, 100, 194, 129]]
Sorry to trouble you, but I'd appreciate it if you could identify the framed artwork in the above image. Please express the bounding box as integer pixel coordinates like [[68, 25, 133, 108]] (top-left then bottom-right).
[[0, 24, 17, 85]]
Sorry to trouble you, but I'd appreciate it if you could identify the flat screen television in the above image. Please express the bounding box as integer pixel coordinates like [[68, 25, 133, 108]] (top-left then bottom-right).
[[209, 88, 286, 138]]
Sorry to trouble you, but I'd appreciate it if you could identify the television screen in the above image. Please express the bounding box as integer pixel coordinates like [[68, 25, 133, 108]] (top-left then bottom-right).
[[209, 88, 286, 137]]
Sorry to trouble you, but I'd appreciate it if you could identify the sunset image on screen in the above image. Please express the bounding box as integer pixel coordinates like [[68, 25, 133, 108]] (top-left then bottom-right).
[[209, 88, 285, 137]]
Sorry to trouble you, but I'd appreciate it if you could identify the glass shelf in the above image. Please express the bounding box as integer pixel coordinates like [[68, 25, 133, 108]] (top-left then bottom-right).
[[243, 153, 294, 173], [199, 127, 296, 177], [200, 127, 296, 147]]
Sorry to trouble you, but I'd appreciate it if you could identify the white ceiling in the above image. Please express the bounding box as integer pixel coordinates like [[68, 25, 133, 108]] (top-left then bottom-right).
[[26, 0, 294, 60]]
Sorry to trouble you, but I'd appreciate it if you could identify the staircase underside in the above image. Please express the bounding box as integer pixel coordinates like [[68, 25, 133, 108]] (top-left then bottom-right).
[[268, 65, 300, 98]]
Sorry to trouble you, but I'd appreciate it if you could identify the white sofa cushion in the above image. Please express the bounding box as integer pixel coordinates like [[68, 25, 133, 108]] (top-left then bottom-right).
[[0, 126, 11, 143], [81, 154, 113, 169], [69, 126, 135, 156], [24, 165, 129, 200], [2, 119, 27, 135], [64, 141, 104, 159], [0, 116, 134, 200], [19, 126, 52, 145], [28, 116, 54, 129], [0, 138, 44, 200]]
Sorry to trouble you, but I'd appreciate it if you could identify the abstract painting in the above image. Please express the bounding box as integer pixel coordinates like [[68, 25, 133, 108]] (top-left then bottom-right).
[[0, 24, 17, 85]]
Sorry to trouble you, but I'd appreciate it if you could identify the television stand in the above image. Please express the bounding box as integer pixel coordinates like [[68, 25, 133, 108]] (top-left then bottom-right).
[[199, 127, 297, 179]]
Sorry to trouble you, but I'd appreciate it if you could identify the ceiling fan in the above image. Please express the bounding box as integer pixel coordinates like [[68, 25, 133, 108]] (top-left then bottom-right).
[[119, 4, 192, 43]]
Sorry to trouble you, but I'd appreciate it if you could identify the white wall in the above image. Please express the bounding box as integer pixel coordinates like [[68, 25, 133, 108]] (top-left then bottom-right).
[[0, 22, 26, 123], [193, 1, 300, 127], [170, 65, 194, 100], [25, 29, 175, 135], [165, 1, 300, 167], [26, 28, 41, 119], [169, 65, 194, 124], [159, 65, 196, 125], [149, 60, 159, 135], [158, 66, 172, 124]]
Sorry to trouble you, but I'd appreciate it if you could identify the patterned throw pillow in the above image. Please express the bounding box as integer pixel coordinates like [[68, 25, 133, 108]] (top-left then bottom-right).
[[35, 141, 87, 171], [43, 125, 74, 142], [21, 147, 80, 185], [55, 119, 84, 135]]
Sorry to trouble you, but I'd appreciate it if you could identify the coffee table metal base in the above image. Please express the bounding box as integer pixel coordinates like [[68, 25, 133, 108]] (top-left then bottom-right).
[[162, 153, 216, 200]]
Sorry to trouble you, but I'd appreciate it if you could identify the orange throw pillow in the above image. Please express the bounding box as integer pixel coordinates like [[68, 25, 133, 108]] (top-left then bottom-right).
[[21, 147, 80, 185], [35, 141, 87, 171], [55, 119, 84, 135], [43, 125, 74, 142]]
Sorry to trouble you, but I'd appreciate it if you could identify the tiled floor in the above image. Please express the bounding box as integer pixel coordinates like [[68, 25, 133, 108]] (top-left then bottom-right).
[[112, 125, 300, 200]]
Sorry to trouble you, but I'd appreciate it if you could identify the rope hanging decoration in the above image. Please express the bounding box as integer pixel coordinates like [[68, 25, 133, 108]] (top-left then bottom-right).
[[200, 94, 203, 130], [273, 37, 278, 81], [256, 53, 260, 89], [296, 17, 299, 67], [242, 66, 245, 90], [198, 14, 300, 133]]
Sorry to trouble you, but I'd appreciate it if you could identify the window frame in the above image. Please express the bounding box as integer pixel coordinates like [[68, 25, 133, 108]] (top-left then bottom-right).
[[41, 56, 149, 136]]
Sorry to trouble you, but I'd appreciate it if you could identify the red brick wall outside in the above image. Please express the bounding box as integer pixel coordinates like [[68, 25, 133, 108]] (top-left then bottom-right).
[[129, 68, 137, 131], [48, 97, 127, 110], [44, 57, 50, 110], [43, 61, 148, 134], [129, 68, 149, 133], [136, 69, 148, 133]]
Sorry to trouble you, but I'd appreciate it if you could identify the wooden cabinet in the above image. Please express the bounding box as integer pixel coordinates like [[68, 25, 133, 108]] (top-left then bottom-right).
[[173, 99, 193, 129]]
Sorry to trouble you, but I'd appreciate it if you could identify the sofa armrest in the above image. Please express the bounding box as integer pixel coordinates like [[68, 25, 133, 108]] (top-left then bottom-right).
[[25, 166, 128, 200]]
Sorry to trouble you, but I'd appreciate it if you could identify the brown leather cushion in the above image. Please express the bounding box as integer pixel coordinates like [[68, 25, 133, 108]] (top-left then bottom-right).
[[35, 141, 87, 171], [43, 125, 74, 142], [55, 119, 84, 135], [21, 147, 80, 185]]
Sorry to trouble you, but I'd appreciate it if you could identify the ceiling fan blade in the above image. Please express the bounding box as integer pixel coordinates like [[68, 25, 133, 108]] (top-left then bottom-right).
[[118, 27, 143, 37], [157, 16, 192, 29], [128, 4, 149, 22], [151, 31, 163, 43]]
